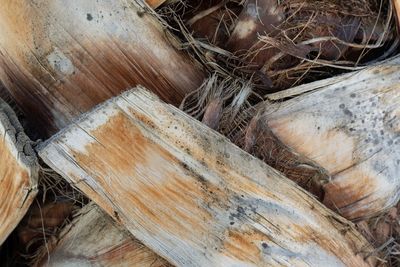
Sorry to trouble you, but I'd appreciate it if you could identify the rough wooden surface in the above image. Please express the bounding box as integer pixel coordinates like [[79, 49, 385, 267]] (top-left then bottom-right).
[[262, 56, 400, 220], [0, 0, 204, 138], [0, 99, 38, 245], [39, 87, 375, 267], [33, 203, 171, 267]]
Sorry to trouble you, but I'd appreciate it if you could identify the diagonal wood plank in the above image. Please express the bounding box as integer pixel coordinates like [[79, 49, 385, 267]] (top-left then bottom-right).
[[39, 87, 375, 266], [0, 99, 38, 245]]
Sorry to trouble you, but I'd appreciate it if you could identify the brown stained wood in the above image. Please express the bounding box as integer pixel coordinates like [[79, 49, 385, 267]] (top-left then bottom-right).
[[145, 0, 167, 9], [0, 99, 38, 245], [0, 0, 204, 139], [260, 56, 400, 220], [39, 87, 375, 266], [33, 203, 171, 267]]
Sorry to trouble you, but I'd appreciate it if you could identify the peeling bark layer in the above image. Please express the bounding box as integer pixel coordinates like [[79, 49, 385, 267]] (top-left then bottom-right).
[[40, 87, 375, 266], [0, 98, 38, 245], [0, 0, 204, 138]]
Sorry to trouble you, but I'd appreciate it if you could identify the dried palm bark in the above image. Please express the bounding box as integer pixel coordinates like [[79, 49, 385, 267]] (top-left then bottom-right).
[[0, 0, 205, 139], [181, 0, 397, 90], [0, 99, 38, 245], [33, 203, 171, 267], [39, 87, 376, 266], [187, 57, 400, 221], [258, 57, 400, 221]]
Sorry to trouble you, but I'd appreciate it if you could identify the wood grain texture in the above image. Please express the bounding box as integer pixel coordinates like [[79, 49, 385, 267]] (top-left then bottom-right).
[[39, 87, 375, 266], [262, 56, 400, 220], [0, 99, 38, 245], [33, 203, 171, 267], [0, 0, 204, 138]]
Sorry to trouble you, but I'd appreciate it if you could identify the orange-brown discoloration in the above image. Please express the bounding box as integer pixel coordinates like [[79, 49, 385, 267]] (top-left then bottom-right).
[[145, 0, 166, 9], [40, 89, 376, 266], [71, 112, 217, 241], [324, 167, 380, 220], [0, 0, 204, 138], [0, 136, 35, 244]]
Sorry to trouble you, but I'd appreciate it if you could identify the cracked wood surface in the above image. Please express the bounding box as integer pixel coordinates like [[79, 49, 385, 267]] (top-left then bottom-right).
[[262, 56, 400, 220], [34, 203, 171, 267], [0, 0, 204, 138], [0, 99, 38, 245], [39, 87, 375, 266]]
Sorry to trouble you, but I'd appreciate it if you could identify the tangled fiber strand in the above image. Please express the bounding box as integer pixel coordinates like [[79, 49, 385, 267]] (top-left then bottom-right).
[[181, 74, 329, 199], [161, 0, 399, 92]]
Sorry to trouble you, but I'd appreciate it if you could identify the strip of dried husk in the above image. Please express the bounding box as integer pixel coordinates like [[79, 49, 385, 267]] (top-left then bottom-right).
[[179, 0, 397, 90], [32, 203, 171, 267], [0, 0, 205, 139], [355, 202, 400, 266], [39, 87, 376, 266], [0, 98, 38, 245], [184, 56, 400, 222]]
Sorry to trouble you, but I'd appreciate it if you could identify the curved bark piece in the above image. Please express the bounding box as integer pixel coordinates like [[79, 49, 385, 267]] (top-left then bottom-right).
[[0, 98, 38, 245], [39, 87, 375, 266], [262, 56, 400, 220], [33, 203, 171, 267], [0, 0, 204, 138]]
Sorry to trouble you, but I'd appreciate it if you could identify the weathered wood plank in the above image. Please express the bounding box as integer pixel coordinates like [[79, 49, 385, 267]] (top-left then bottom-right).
[[39, 87, 375, 266], [0, 99, 38, 245], [0, 0, 204, 138], [261, 56, 400, 220], [33, 203, 171, 267]]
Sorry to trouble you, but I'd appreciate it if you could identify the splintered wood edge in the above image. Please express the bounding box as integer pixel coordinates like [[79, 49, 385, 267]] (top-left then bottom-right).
[[33, 203, 171, 267], [0, 98, 38, 245], [265, 55, 400, 101], [38, 87, 375, 266]]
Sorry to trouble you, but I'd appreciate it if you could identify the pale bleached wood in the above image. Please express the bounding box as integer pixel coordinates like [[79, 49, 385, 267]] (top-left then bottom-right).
[[33, 203, 171, 267], [262, 56, 400, 220], [0, 0, 204, 138], [0, 99, 38, 245], [39, 87, 375, 267]]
